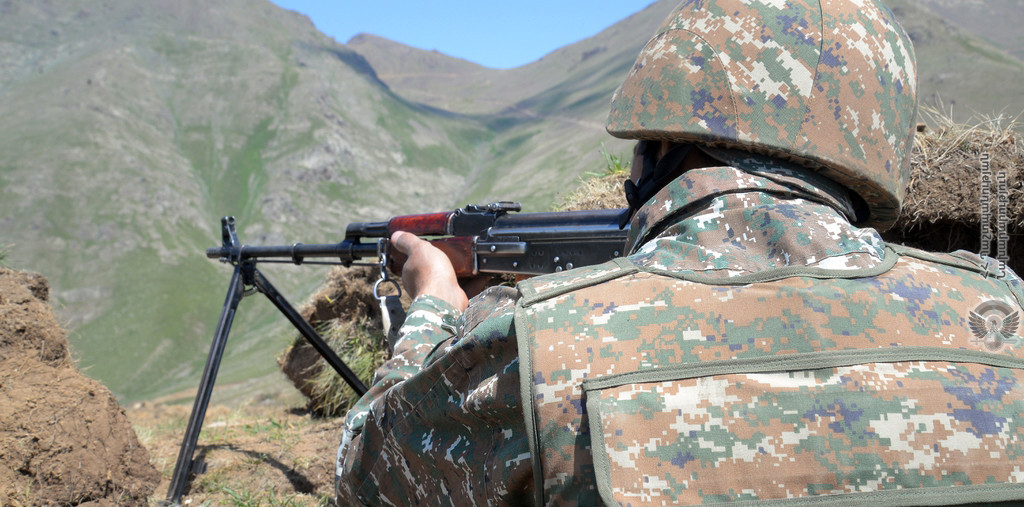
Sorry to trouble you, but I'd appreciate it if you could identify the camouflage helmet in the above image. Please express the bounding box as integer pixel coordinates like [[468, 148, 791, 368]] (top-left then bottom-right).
[[606, 0, 918, 228]]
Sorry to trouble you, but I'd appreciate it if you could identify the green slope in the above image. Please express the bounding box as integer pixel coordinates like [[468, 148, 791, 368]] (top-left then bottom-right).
[[887, 0, 1024, 123], [0, 0, 493, 401]]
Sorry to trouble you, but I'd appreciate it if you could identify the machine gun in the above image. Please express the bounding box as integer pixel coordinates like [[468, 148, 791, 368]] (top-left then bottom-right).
[[166, 202, 627, 504]]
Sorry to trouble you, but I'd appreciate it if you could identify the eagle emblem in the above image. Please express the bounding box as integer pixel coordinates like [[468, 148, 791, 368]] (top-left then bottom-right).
[[969, 300, 1021, 351]]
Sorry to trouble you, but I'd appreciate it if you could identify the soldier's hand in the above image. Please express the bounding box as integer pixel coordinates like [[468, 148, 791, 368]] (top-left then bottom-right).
[[390, 231, 470, 312]]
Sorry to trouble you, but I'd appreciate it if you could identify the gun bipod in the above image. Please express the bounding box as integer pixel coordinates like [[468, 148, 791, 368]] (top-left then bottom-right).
[[165, 218, 367, 505]]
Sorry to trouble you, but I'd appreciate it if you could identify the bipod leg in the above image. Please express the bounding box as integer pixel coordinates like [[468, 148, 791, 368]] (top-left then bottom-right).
[[252, 268, 368, 396], [165, 264, 248, 505]]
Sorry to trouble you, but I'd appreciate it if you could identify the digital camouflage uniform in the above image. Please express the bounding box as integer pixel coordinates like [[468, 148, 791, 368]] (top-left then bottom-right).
[[335, 153, 1024, 505], [337, 0, 1024, 504]]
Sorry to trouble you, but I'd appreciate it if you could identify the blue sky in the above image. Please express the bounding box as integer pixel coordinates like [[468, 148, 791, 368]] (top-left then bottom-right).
[[268, 1, 654, 69]]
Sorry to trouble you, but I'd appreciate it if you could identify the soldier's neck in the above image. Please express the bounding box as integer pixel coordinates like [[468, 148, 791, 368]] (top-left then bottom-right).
[[626, 167, 886, 277]]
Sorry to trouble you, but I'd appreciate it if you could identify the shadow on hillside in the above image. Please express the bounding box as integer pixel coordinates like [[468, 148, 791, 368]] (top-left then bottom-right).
[[189, 443, 316, 494], [297, 42, 474, 120]]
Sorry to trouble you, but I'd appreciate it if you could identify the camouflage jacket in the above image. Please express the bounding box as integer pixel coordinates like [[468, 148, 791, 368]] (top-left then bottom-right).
[[336, 162, 1024, 506]]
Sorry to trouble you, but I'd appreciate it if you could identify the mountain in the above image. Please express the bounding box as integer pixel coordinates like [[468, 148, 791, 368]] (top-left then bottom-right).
[[345, 1, 674, 117], [350, 0, 1024, 124], [887, 0, 1024, 121], [915, 0, 1024, 62], [1, 0, 1020, 402], [0, 0, 501, 401]]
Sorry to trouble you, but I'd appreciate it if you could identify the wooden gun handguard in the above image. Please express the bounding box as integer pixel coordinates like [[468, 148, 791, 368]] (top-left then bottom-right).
[[386, 237, 477, 278]]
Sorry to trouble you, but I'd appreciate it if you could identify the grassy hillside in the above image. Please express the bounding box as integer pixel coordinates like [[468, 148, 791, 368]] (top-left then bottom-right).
[[888, 0, 1024, 122], [345, 1, 678, 207], [0, 0, 643, 402], [0, 0, 495, 401]]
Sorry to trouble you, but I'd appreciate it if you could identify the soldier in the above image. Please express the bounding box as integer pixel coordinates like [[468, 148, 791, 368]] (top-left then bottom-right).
[[336, 0, 1024, 505]]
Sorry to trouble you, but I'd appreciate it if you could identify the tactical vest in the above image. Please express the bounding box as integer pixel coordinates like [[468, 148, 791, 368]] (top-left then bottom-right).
[[515, 245, 1024, 506]]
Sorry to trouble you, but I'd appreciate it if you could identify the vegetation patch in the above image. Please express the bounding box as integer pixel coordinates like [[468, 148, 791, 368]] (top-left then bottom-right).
[[554, 143, 630, 211], [129, 401, 338, 506], [890, 108, 1023, 275], [277, 267, 402, 417]]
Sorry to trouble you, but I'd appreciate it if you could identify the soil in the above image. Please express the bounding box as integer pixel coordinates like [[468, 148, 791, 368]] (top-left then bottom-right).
[[0, 268, 159, 506], [0, 266, 336, 505]]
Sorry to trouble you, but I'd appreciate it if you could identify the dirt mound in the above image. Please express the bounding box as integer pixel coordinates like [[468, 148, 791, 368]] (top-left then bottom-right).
[[0, 268, 159, 506], [889, 111, 1023, 275]]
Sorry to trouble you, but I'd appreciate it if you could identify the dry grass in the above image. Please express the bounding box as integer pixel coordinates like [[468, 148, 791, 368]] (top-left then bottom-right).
[[900, 106, 1023, 226], [276, 266, 401, 417], [887, 107, 1023, 274], [554, 171, 628, 211]]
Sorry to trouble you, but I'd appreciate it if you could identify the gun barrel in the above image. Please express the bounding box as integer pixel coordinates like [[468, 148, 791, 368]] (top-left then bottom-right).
[[206, 240, 378, 263]]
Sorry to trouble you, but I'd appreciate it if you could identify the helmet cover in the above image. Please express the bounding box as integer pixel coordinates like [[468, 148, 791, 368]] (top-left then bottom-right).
[[607, 0, 918, 228]]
